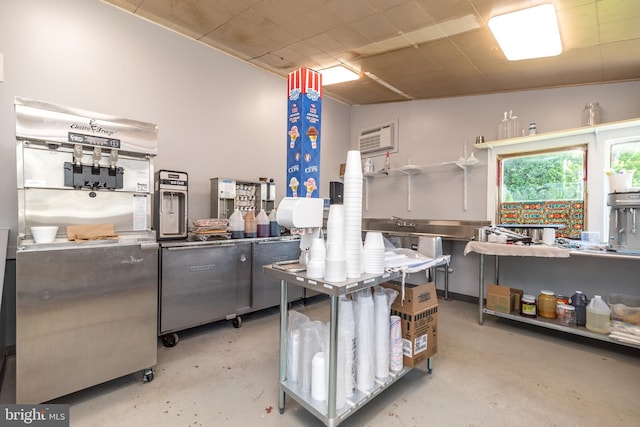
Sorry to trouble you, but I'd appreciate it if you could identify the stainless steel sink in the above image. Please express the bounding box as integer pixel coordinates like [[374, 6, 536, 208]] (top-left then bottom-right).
[[362, 218, 490, 242]]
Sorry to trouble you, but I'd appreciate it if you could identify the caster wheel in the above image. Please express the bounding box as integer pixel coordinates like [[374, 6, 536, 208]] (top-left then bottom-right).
[[142, 368, 154, 383], [162, 333, 179, 347], [232, 316, 242, 328]]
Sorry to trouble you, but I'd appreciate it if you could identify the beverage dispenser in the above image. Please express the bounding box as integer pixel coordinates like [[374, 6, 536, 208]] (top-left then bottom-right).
[[155, 170, 188, 240], [210, 177, 273, 218]]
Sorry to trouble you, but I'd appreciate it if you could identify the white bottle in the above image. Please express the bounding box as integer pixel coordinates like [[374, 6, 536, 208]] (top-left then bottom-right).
[[586, 295, 611, 334]]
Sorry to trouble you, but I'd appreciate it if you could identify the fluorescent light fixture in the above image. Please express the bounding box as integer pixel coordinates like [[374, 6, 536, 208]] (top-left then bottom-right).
[[488, 4, 562, 61], [319, 65, 359, 85]]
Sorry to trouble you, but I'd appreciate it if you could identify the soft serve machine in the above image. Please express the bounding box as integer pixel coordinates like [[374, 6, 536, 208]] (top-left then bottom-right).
[[15, 97, 159, 403], [608, 190, 640, 253]]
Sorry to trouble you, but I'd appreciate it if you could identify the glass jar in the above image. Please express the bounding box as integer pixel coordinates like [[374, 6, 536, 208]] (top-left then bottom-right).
[[521, 294, 537, 318], [538, 290, 557, 319]]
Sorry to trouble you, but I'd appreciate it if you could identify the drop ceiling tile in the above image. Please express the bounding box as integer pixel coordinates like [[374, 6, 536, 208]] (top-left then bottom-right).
[[450, 28, 504, 64], [325, 25, 376, 51], [383, 2, 433, 33], [348, 14, 400, 42], [324, 0, 376, 23], [136, 0, 234, 38], [414, 0, 478, 22], [215, 0, 262, 15], [597, 0, 640, 23], [599, 16, 640, 44], [247, 0, 313, 25], [363, 0, 413, 13], [556, 3, 599, 49]]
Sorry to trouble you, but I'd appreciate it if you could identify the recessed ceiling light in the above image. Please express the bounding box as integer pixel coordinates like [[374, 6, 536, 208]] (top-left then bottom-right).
[[319, 66, 359, 85], [488, 4, 563, 61]]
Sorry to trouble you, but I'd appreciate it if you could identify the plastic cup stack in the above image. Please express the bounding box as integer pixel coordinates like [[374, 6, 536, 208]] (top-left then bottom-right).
[[306, 237, 326, 279], [325, 204, 347, 282], [343, 150, 363, 278], [363, 231, 385, 274]]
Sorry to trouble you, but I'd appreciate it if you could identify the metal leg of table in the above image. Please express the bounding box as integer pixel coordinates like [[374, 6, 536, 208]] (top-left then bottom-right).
[[444, 263, 450, 300], [279, 279, 288, 414], [478, 253, 484, 325], [327, 295, 339, 422]]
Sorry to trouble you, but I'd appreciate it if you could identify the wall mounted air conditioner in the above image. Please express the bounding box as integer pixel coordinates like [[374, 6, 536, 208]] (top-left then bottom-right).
[[358, 119, 398, 155]]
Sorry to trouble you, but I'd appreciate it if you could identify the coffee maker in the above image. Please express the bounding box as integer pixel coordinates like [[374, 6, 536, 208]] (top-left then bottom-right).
[[155, 170, 188, 240], [607, 191, 640, 253]]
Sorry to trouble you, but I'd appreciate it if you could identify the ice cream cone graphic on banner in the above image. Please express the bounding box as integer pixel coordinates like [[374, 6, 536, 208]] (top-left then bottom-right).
[[307, 126, 318, 148], [289, 125, 299, 148], [304, 177, 316, 198], [289, 177, 300, 197]]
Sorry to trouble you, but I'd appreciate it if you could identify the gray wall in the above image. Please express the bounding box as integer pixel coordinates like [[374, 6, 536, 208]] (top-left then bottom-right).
[[351, 82, 640, 221]]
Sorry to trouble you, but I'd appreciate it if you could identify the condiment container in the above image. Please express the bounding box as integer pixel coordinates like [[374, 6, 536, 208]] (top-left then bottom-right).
[[520, 294, 537, 318], [269, 209, 280, 237], [586, 295, 611, 334], [256, 209, 270, 238], [570, 291, 588, 326], [538, 290, 557, 319], [558, 304, 576, 326], [244, 211, 257, 238], [229, 209, 244, 239]]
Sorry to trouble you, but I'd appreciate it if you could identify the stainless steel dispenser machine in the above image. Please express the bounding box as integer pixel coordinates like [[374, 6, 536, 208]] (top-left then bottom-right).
[[608, 191, 640, 253], [15, 97, 159, 404], [155, 170, 188, 240]]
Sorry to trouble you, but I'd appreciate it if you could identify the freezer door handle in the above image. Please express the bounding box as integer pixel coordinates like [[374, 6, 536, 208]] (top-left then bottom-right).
[[255, 239, 297, 245], [166, 243, 235, 251], [141, 242, 159, 250]]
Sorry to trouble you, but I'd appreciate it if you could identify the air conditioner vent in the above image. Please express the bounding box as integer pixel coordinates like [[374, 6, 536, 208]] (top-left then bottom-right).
[[358, 120, 397, 155]]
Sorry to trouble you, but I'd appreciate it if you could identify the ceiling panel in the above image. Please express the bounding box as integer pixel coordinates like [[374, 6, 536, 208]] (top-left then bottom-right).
[[104, 0, 640, 105]]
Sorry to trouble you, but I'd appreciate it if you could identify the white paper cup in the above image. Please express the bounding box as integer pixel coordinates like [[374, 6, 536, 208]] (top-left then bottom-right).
[[31, 226, 58, 244]]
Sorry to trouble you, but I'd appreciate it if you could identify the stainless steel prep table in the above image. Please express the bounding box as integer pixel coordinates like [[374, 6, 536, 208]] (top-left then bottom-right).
[[464, 241, 640, 350], [264, 265, 434, 427]]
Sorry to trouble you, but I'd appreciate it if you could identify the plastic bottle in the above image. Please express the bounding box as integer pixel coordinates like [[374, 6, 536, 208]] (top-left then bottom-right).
[[586, 295, 611, 334], [498, 112, 508, 139], [244, 211, 257, 238], [507, 110, 519, 138], [570, 291, 588, 326], [384, 151, 391, 173], [269, 209, 280, 237], [256, 209, 270, 238], [229, 209, 244, 239]]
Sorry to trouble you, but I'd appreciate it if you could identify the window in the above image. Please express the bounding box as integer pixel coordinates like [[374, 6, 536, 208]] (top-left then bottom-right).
[[610, 140, 640, 187], [498, 146, 587, 238]]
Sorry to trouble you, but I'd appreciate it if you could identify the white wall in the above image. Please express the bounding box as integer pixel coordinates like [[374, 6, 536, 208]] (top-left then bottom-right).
[[0, 0, 351, 257], [351, 82, 640, 221]]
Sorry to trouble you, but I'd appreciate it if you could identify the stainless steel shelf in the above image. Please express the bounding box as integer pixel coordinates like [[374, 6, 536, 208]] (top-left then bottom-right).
[[281, 367, 413, 426], [482, 308, 640, 350]]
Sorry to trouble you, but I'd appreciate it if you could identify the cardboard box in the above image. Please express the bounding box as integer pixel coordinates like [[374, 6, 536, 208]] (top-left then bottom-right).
[[381, 280, 437, 312], [486, 284, 523, 314], [391, 305, 438, 367], [383, 279, 438, 367], [286, 68, 322, 198]]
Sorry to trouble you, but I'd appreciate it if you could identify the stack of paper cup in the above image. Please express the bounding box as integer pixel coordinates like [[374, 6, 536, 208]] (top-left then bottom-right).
[[325, 204, 346, 282], [363, 232, 385, 274], [389, 315, 403, 372], [343, 150, 363, 278], [307, 237, 326, 279]]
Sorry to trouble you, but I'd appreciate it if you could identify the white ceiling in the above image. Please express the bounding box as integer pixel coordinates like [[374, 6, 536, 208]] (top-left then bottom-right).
[[102, 0, 640, 105]]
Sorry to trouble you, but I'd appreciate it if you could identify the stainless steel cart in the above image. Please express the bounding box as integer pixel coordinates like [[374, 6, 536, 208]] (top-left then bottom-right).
[[263, 266, 434, 427]]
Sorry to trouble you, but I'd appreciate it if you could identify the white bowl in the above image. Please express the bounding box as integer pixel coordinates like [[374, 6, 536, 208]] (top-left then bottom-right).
[[31, 226, 58, 244]]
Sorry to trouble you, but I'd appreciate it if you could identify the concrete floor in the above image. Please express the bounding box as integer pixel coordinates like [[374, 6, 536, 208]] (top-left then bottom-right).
[[1, 296, 639, 427]]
